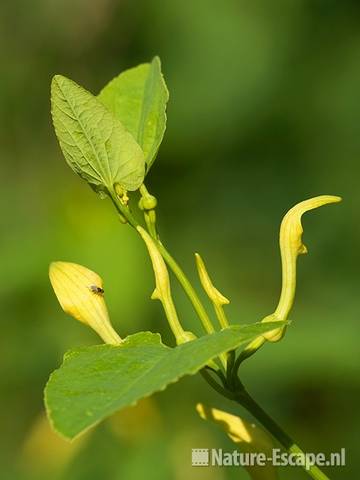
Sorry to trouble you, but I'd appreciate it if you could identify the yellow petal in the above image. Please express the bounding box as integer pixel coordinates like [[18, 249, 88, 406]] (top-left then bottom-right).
[[49, 261, 121, 344], [196, 403, 277, 480], [263, 195, 341, 341]]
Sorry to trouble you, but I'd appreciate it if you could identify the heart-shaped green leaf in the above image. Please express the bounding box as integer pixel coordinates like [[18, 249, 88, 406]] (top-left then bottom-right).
[[51, 75, 145, 195], [98, 57, 169, 170], [45, 322, 284, 439]]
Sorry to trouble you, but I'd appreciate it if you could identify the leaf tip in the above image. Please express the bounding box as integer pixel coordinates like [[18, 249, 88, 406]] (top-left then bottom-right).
[[51, 74, 68, 91], [151, 55, 161, 66]]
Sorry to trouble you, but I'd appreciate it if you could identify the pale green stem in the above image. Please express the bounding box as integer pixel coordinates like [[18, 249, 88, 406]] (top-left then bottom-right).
[[232, 335, 266, 378], [160, 293, 187, 342], [212, 304, 229, 368], [234, 388, 330, 480], [139, 183, 152, 200], [156, 241, 216, 336], [110, 189, 217, 338], [201, 372, 331, 480], [214, 304, 229, 329]]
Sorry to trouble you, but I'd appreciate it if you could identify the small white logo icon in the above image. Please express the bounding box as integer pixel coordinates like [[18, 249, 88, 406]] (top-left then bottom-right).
[[192, 449, 209, 466]]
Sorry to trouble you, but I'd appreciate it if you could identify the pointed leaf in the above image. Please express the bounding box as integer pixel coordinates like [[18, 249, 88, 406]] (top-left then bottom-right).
[[98, 57, 169, 170], [51, 75, 145, 194], [45, 322, 285, 439]]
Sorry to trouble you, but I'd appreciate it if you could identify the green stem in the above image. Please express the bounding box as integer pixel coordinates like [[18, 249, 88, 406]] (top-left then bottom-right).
[[109, 191, 138, 228], [214, 304, 229, 329], [231, 336, 266, 382], [110, 190, 216, 337], [139, 185, 216, 336], [155, 240, 216, 335], [144, 211, 158, 239], [200, 369, 234, 400], [234, 388, 330, 480], [161, 293, 187, 342], [226, 350, 236, 387]]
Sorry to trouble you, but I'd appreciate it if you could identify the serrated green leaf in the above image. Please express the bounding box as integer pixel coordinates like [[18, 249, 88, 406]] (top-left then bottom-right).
[[51, 75, 145, 194], [45, 322, 284, 439], [98, 57, 169, 170]]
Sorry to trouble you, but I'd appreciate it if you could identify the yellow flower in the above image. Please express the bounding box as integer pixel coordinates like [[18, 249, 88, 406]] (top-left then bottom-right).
[[262, 195, 341, 341], [49, 262, 121, 344], [195, 252, 229, 329]]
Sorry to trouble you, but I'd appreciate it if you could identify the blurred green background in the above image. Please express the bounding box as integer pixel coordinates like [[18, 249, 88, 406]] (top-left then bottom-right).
[[1, 0, 359, 479]]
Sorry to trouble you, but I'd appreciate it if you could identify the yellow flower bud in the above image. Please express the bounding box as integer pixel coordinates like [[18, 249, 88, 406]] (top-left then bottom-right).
[[195, 253, 229, 306], [263, 195, 341, 341], [138, 228, 171, 304], [137, 227, 188, 344], [139, 194, 157, 211], [195, 252, 230, 332], [196, 403, 277, 480], [49, 262, 122, 345]]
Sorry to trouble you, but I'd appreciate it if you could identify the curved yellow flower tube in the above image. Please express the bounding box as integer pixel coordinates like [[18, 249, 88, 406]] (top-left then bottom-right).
[[262, 195, 341, 341]]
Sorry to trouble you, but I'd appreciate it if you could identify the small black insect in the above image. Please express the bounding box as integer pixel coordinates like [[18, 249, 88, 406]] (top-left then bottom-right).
[[89, 285, 104, 295]]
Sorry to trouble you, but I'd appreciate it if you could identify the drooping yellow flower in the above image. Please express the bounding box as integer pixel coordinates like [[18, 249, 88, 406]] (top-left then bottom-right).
[[49, 262, 121, 344], [196, 403, 277, 480], [262, 195, 341, 341]]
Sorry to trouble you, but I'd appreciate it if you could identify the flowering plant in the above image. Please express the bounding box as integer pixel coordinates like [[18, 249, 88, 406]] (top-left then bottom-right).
[[46, 58, 340, 480]]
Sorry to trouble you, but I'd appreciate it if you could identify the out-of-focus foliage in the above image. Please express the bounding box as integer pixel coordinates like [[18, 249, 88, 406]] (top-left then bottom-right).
[[197, 403, 277, 480], [1, 0, 359, 479]]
